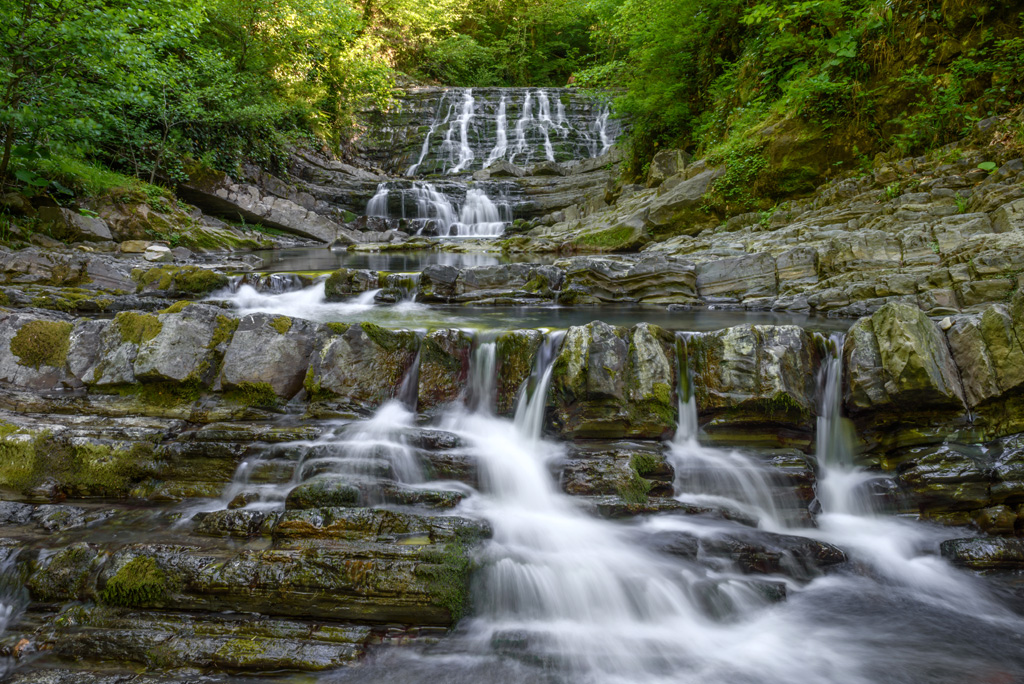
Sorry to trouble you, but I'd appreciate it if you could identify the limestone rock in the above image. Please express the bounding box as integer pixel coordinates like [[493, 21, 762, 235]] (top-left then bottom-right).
[[696, 253, 777, 302], [418, 329, 473, 411], [143, 244, 172, 262], [547, 321, 677, 439], [646, 148, 691, 188], [134, 304, 230, 383], [495, 330, 544, 416], [844, 302, 965, 419], [37, 207, 112, 242], [220, 314, 316, 399], [992, 198, 1024, 233], [689, 325, 822, 445], [560, 254, 697, 303], [0, 311, 77, 390], [304, 322, 419, 411]]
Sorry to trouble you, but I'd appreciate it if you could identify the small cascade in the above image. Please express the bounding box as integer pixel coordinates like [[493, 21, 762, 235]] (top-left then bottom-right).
[[366, 183, 390, 217], [380, 272, 421, 303], [510, 90, 534, 166], [0, 548, 26, 678], [407, 92, 456, 176], [398, 348, 422, 412], [229, 272, 308, 295], [484, 95, 508, 166], [535, 90, 556, 161], [667, 332, 791, 530], [594, 104, 613, 156], [361, 181, 511, 237], [466, 338, 497, 414], [441, 89, 476, 174], [454, 189, 509, 237], [814, 333, 870, 515], [513, 330, 565, 440]]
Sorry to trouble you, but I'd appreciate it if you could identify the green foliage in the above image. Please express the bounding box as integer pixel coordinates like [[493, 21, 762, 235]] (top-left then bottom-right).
[[100, 556, 170, 608], [584, 0, 1024, 181], [10, 320, 73, 369]]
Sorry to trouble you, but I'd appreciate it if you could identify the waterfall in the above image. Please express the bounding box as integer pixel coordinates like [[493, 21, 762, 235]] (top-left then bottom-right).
[[410, 183, 460, 235], [666, 332, 789, 530], [510, 91, 534, 165], [442, 89, 476, 174], [466, 339, 497, 414], [512, 331, 564, 440], [594, 104, 613, 156], [454, 188, 507, 237], [484, 95, 508, 167], [813, 333, 869, 515], [366, 183, 390, 217], [400, 88, 619, 176], [408, 92, 455, 176], [536, 90, 556, 161], [398, 347, 422, 412]]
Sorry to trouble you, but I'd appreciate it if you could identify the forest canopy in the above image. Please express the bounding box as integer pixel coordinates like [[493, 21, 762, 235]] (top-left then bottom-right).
[[1, 0, 1022, 193]]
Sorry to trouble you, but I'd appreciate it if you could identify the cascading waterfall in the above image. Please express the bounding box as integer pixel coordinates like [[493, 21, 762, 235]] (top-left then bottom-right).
[[366, 182, 390, 217], [407, 92, 456, 176], [441, 89, 476, 174], [466, 338, 498, 414], [667, 333, 791, 530], [510, 91, 534, 166], [484, 95, 508, 167], [535, 90, 556, 161], [362, 182, 511, 237], [0, 548, 27, 678]]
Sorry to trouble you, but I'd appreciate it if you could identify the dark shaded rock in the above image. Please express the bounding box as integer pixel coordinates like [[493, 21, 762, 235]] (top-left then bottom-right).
[[547, 322, 677, 439], [941, 537, 1024, 569]]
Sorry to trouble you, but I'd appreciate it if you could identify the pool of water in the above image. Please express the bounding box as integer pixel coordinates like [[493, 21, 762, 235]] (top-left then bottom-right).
[[248, 247, 556, 274], [217, 282, 855, 333]]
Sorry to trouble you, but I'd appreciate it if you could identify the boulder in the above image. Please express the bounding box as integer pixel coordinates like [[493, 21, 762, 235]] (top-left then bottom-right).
[[940, 538, 1024, 569], [636, 166, 725, 236], [559, 255, 697, 303], [646, 148, 691, 188], [529, 161, 568, 177], [991, 198, 1024, 233], [495, 330, 544, 416], [474, 160, 524, 179], [844, 302, 966, 423], [134, 304, 232, 384], [547, 322, 677, 439], [945, 295, 1024, 435], [418, 329, 474, 411], [0, 312, 77, 390], [689, 325, 822, 446], [143, 244, 172, 262], [323, 268, 379, 301], [37, 207, 112, 242], [696, 253, 778, 302], [304, 322, 419, 411], [220, 314, 316, 399]]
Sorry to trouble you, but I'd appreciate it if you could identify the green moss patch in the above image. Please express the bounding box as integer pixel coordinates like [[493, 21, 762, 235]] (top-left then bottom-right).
[[10, 319, 73, 369], [114, 312, 162, 345], [270, 316, 292, 334], [573, 225, 643, 252], [224, 381, 279, 407], [100, 556, 170, 608], [0, 425, 157, 496], [418, 541, 474, 622], [209, 315, 239, 348], [132, 265, 228, 295]]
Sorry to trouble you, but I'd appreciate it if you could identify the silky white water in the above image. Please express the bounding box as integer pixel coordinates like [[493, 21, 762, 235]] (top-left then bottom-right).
[[320, 330, 1024, 684]]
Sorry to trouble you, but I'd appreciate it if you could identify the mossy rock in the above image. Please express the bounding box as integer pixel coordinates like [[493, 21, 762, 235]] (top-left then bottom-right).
[[572, 224, 649, 253], [113, 311, 162, 345], [132, 265, 228, 295], [10, 319, 73, 369], [100, 556, 171, 608]]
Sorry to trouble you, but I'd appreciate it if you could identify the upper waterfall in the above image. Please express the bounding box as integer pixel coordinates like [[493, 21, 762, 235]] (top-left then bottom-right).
[[359, 87, 620, 176]]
